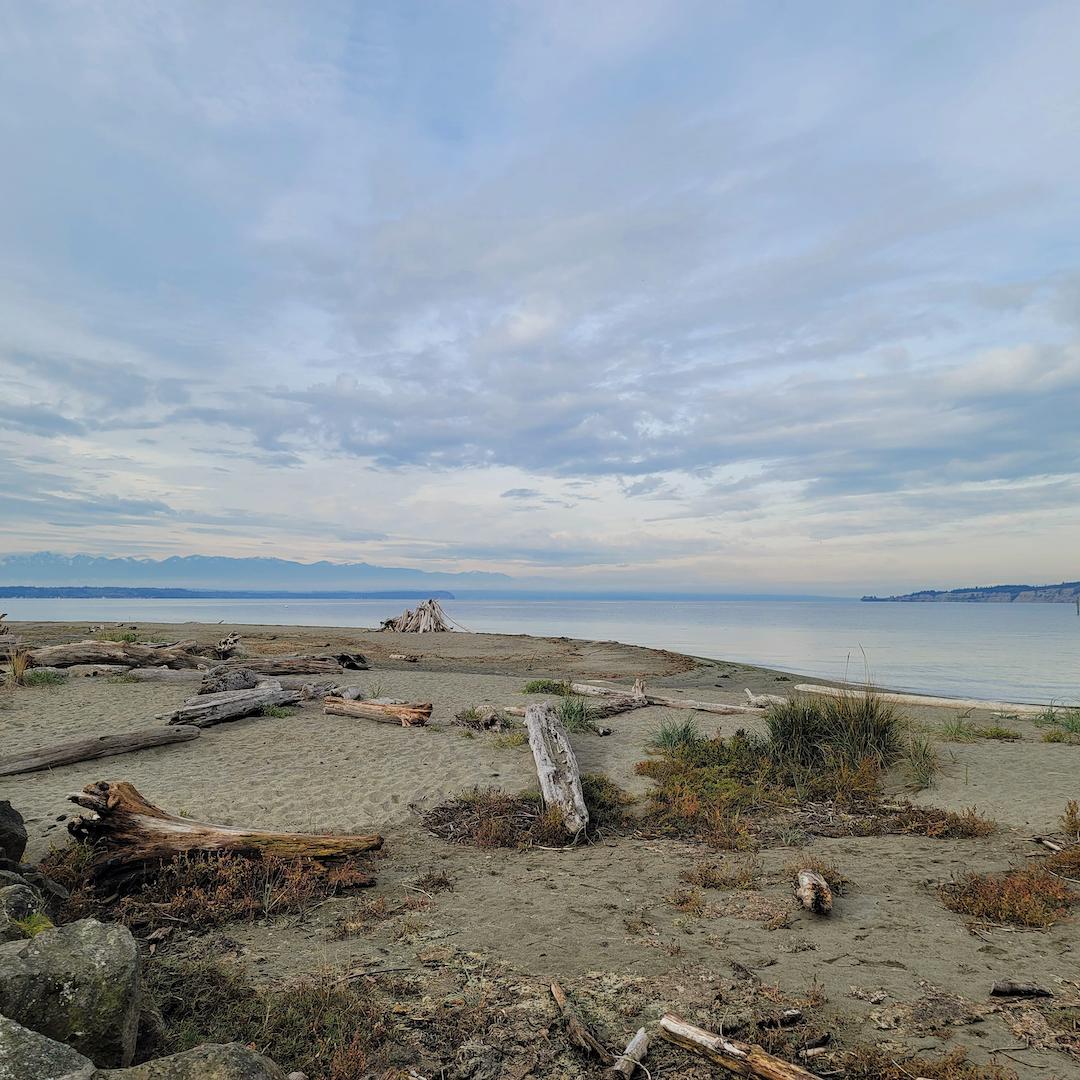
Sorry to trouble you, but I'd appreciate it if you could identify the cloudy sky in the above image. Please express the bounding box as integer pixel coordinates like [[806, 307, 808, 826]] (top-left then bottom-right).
[[2, 1, 1079, 593]]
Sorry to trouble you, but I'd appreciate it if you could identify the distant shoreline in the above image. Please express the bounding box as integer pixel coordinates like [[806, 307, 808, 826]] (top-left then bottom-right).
[[864, 580, 1080, 603]]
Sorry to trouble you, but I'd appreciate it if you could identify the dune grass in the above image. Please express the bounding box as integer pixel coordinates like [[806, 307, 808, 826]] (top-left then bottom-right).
[[522, 678, 571, 695]]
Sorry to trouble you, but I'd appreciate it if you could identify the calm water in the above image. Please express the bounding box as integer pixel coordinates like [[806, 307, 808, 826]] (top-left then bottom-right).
[[5, 597, 1079, 704]]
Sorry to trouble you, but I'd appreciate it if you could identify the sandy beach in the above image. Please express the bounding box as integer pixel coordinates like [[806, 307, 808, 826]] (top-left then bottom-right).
[[3, 621, 1079, 1078]]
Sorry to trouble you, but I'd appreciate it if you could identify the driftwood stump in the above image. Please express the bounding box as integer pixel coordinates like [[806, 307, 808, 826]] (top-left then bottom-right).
[[67, 781, 383, 887], [525, 703, 588, 835]]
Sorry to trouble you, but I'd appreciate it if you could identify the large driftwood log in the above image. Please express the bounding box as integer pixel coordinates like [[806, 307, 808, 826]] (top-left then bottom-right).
[[550, 981, 614, 1065], [525, 702, 588, 835], [792, 683, 1049, 717], [795, 871, 833, 915], [96, 666, 200, 683], [0, 726, 201, 777], [323, 696, 432, 726], [67, 780, 383, 886], [659, 1014, 822, 1079], [163, 686, 301, 727], [27, 640, 203, 670], [216, 657, 346, 676], [607, 1028, 649, 1078]]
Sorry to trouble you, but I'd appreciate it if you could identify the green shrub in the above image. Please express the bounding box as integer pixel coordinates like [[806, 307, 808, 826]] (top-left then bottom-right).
[[522, 678, 572, 695]]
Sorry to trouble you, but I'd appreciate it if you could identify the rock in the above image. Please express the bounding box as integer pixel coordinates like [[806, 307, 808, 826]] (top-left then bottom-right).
[[0, 861, 70, 904], [0, 918, 141, 1067], [0, 883, 43, 941], [0, 801, 28, 862], [104, 1042, 287, 1079], [0, 1014, 96, 1080], [198, 668, 261, 695]]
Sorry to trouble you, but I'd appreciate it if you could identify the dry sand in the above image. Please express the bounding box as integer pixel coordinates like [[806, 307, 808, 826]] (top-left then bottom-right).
[[3, 621, 1079, 1078]]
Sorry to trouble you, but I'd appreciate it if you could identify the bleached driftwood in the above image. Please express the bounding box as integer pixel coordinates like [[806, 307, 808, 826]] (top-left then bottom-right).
[[550, 980, 614, 1066], [745, 689, 787, 708], [795, 871, 833, 915], [576, 680, 762, 716], [793, 683, 1050, 717], [67, 780, 383, 887], [26, 640, 204, 670], [324, 696, 432, 726], [607, 1028, 649, 1078], [0, 726, 201, 777], [216, 656, 346, 676], [525, 702, 588, 835], [379, 598, 455, 633], [659, 1014, 821, 1079], [163, 685, 301, 727]]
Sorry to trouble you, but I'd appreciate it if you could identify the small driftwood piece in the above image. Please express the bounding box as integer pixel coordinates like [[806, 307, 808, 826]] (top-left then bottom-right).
[[67, 780, 383, 887], [659, 1014, 822, 1079], [792, 683, 1049, 717], [0, 726, 201, 777], [164, 685, 301, 727], [26, 640, 203, 670], [607, 1027, 649, 1078], [217, 657, 344, 676], [795, 871, 833, 915], [388, 653, 420, 662], [990, 981, 1054, 998], [550, 981, 614, 1066], [525, 702, 588, 835], [380, 598, 454, 633], [324, 696, 432, 726], [745, 688, 787, 708]]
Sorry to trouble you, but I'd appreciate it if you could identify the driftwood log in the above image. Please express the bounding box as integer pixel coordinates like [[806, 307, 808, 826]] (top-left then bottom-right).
[[379, 598, 454, 633], [792, 683, 1049, 717], [990, 981, 1054, 998], [607, 1028, 649, 1078], [0, 726, 201, 777], [659, 1014, 822, 1079], [216, 657, 347, 676], [163, 685, 301, 727], [525, 702, 588, 835], [550, 981, 614, 1065], [26, 640, 203, 670], [67, 780, 383, 887], [795, 871, 833, 915], [324, 696, 432, 726], [576, 680, 762, 716], [745, 689, 787, 708]]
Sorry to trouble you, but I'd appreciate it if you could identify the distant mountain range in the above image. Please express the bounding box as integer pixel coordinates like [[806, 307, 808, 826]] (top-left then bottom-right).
[[0, 552, 510, 592], [863, 581, 1080, 603]]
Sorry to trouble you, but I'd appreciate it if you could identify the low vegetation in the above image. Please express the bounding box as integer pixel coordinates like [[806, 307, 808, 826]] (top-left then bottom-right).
[[939, 866, 1077, 927], [522, 678, 572, 695], [680, 855, 762, 891], [4, 650, 64, 687], [94, 628, 140, 642], [1036, 704, 1080, 734], [259, 704, 293, 719], [555, 695, 598, 733], [843, 1046, 1019, 1080]]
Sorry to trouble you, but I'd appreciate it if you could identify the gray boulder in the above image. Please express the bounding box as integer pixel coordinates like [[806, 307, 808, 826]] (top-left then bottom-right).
[[0, 801, 27, 863], [104, 1043, 287, 1079], [0, 883, 44, 941], [0, 1014, 96, 1080], [198, 668, 261, 695], [0, 918, 141, 1067]]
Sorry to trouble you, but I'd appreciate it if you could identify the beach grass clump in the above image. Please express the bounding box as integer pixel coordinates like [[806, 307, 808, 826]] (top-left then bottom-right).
[[94, 628, 140, 642], [11, 912, 54, 938], [843, 1046, 1018, 1080], [1042, 728, 1080, 744], [974, 724, 1021, 741], [19, 668, 66, 687], [1036, 704, 1080, 733], [903, 734, 940, 790], [646, 715, 704, 752], [3, 650, 64, 687], [492, 725, 528, 749], [939, 866, 1077, 928], [1063, 800, 1080, 839], [556, 695, 598, 733], [260, 704, 293, 718], [522, 678, 572, 695], [144, 955, 388, 1077]]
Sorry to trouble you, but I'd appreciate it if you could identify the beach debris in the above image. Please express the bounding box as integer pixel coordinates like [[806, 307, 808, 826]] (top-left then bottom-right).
[[990, 980, 1054, 998], [453, 705, 511, 730], [379, 598, 455, 633], [389, 652, 420, 662], [25, 639, 204, 671], [66, 780, 383, 887], [577, 677, 763, 716], [163, 685, 301, 727], [0, 726, 201, 777], [215, 655, 356, 676], [795, 870, 833, 915], [525, 702, 589, 835], [659, 1013, 822, 1078], [607, 1026, 649, 1078], [549, 980, 614, 1066], [793, 683, 1051, 717], [0, 613, 8, 635], [198, 667, 262, 694], [324, 695, 432, 726], [210, 630, 243, 659], [745, 688, 787, 708]]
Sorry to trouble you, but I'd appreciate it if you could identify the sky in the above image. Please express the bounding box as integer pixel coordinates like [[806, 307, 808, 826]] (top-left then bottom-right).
[[1, 1, 1079, 595]]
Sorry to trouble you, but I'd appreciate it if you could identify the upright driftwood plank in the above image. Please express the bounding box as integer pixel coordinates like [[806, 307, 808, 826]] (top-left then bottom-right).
[[67, 780, 383, 887], [0, 726, 201, 777], [659, 1014, 822, 1079], [525, 702, 588, 835], [163, 686, 301, 727]]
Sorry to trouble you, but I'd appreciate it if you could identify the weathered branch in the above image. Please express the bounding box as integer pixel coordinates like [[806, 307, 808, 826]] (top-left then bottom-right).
[[607, 1028, 649, 1078], [0, 726, 200, 777], [550, 981, 614, 1065], [659, 1014, 822, 1079], [67, 780, 383, 886]]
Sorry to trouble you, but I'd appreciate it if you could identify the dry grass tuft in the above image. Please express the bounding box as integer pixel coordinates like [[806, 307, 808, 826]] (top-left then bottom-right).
[[681, 856, 761, 891], [1046, 845, 1080, 879], [1063, 800, 1080, 840], [667, 884, 706, 915], [843, 1045, 1017, 1079], [940, 866, 1077, 928]]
